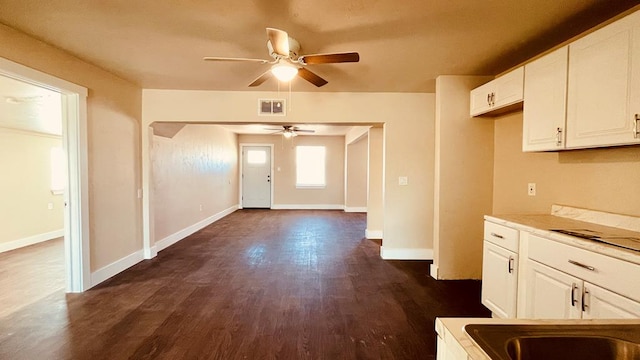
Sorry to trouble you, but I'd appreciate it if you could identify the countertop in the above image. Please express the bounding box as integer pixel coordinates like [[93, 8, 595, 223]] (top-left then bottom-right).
[[436, 317, 640, 360]]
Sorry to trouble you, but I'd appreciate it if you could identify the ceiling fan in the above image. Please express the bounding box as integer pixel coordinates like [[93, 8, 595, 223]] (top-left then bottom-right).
[[265, 125, 315, 138], [203, 28, 360, 88]]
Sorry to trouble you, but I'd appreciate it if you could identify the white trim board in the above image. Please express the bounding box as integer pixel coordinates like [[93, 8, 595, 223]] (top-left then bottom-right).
[[155, 205, 238, 252], [430, 263, 439, 279], [272, 204, 345, 210], [365, 229, 383, 239], [344, 207, 367, 213], [90, 250, 144, 288], [0, 229, 64, 253], [380, 247, 433, 260]]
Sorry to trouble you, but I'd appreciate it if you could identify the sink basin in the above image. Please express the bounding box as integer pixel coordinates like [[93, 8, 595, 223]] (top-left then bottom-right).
[[464, 324, 640, 360]]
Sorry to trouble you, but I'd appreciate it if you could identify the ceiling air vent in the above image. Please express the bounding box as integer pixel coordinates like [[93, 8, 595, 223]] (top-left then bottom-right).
[[258, 99, 285, 116]]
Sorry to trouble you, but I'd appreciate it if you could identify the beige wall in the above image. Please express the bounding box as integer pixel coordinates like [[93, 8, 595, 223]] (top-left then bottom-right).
[[345, 135, 368, 209], [367, 128, 384, 237], [0, 24, 143, 271], [238, 134, 345, 207], [433, 75, 495, 280], [0, 129, 63, 245], [493, 111, 640, 217], [152, 125, 238, 241], [143, 91, 435, 257]]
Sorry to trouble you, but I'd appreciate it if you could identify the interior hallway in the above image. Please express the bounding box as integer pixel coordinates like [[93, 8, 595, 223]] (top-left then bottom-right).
[[0, 237, 65, 319], [0, 210, 489, 359]]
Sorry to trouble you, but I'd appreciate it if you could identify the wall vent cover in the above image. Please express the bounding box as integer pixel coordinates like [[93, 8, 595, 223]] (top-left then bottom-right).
[[258, 99, 285, 116]]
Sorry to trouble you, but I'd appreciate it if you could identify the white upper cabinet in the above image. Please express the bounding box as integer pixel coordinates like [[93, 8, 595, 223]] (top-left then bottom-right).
[[566, 10, 640, 148], [470, 67, 524, 117], [522, 47, 569, 151]]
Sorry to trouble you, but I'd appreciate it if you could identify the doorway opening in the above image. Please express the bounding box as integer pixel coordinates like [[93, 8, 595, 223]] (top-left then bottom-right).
[[0, 57, 90, 294]]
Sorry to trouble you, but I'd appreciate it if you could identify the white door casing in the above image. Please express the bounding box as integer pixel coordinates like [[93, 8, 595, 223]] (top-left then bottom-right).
[[0, 57, 90, 292], [240, 144, 273, 208]]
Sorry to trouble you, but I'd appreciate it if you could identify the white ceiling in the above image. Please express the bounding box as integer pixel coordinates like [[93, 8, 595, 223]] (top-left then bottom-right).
[[0, 75, 62, 135], [0, 0, 637, 93]]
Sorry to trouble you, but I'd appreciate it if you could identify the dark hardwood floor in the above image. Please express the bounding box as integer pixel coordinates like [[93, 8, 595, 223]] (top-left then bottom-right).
[[0, 210, 489, 359]]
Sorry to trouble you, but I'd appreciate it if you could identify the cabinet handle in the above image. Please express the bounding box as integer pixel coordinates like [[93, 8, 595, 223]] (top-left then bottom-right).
[[491, 92, 496, 106], [508, 256, 514, 274], [487, 93, 491, 106], [568, 259, 595, 271], [556, 127, 563, 146], [490, 232, 504, 239], [582, 287, 589, 312], [571, 283, 578, 307], [634, 114, 639, 139]]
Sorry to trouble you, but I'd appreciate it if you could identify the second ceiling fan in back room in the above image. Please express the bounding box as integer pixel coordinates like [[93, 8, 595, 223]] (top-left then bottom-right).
[[203, 28, 360, 87]]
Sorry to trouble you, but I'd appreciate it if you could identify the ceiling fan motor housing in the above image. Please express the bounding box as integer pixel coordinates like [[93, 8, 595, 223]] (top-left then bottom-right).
[[267, 37, 300, 60]]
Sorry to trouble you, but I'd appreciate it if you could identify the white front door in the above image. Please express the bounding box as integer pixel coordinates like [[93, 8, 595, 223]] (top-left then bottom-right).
[[242, 146, 271, 208]]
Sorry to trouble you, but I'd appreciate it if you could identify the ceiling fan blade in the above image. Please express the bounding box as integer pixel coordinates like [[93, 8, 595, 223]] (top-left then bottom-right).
[[299, 52, 360, 65], [294, 129, 315, 133], [203, 56, 269, 63], [297, 68, 328, 87], [266, 28, 290, 57], [248, 71, 273, 87]]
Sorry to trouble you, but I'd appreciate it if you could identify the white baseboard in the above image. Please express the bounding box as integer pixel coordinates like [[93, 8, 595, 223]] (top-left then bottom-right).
[[90, 249, 144, 287], [380, 246, 433, 260], [271, 204, 345, 210], [365, 229, 383, 239], [430, 263, 439, 279], [0, 229, 64, 253], [155, 205, 238, 252], [344, 207, 367, 213]]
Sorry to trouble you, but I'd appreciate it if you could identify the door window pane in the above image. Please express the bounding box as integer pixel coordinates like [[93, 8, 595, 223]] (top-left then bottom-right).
[[247, 150, 267, 164]]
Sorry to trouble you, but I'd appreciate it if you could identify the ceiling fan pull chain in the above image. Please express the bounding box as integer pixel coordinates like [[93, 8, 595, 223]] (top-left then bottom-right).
[[289, 81, 292, 113]]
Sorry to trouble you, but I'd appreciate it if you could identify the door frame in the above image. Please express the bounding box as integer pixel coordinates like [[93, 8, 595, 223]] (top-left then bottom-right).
[[239, 143, 274, 209], [0, 57, 90, 292]]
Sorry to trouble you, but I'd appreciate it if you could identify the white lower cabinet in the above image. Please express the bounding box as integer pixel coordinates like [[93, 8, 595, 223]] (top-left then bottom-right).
[[482, 241, 518, 318], [583, 282, 640, 319], [524, 259, 582, 319], [524, 257, 640, 320]]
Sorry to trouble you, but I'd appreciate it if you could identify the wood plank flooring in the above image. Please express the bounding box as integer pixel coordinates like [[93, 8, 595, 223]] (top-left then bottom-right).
[[0, 237, 64, 318], [0, 210, 489, 359]]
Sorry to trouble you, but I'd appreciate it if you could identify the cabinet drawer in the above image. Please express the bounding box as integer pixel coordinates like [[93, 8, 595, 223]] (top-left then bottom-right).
[[528, 234, 640, 302], [484, 221, 519, 252]]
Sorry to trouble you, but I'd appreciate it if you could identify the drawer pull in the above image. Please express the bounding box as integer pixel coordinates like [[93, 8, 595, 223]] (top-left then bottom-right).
[[490, 232, 504, 239], [568, 260, 595, 271]]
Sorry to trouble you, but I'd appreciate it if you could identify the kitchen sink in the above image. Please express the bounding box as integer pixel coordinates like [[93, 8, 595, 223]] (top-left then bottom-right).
[[464, 324, 640, 360]]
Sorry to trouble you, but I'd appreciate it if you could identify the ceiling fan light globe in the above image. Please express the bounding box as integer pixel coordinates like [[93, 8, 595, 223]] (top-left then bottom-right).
[[283, 131, 293, 138], [271, 64, 298, 82]]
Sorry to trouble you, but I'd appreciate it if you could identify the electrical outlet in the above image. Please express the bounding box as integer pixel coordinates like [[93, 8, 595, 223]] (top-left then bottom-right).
[[399, 176, 408, 186], [199, 204, 203, 211], [47, 202, 54, 210], [528, 183, 536, 196]]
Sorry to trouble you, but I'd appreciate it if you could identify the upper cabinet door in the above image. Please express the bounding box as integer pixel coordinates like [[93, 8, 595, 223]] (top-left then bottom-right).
[[523, 47, 569, 152], [470, 82, 494, 116], [566, 11, 640, 148], [493, 67, 524, 109], [470, 67, 524, 117]]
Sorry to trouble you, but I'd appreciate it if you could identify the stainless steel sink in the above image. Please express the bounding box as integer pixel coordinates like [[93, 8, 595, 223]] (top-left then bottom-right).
[[464, 324, 640, 360]]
